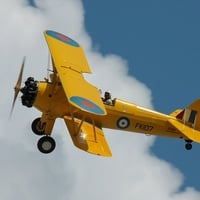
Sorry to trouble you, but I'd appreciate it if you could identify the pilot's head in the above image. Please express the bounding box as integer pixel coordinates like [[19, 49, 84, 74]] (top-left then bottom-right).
[[105, 91, 111, 99]]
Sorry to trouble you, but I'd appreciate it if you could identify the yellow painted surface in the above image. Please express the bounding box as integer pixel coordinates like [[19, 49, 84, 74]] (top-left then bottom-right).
[[44, 30, 106, 115], [168, 119, 200, 142], [64, 116, 112, 156], [31, 30, 200, 156], [44, 30, 91, 73], [187, 99, 200, 131], [33, 78, 200, 157]]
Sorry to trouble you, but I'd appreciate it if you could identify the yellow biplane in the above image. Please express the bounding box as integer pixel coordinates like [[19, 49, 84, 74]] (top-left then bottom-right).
[[12, 30, 200, 156]]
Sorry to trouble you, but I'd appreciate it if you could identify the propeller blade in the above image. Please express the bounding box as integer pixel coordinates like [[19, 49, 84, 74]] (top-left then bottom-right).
[[10, 57, 25, 117]]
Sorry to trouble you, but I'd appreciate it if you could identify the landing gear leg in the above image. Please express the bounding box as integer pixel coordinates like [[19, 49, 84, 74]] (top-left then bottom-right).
[[185, 140, 192, 150], [32, 115, 56, 154]]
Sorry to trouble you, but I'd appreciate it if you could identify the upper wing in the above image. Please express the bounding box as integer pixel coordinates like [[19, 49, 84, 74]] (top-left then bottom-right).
[[64, 116, 112, 157], [44, 30, 106, 115], [44, 30, 91, 73]]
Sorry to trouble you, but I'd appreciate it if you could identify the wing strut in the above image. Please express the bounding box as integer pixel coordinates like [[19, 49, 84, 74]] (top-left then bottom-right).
[[92, 118, 97, 142]]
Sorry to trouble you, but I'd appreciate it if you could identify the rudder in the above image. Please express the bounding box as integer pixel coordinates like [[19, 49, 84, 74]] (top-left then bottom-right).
[[172, 99, 200, 131]]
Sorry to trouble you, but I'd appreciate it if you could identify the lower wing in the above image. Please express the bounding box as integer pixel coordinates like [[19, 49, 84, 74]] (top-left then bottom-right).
[[64, 116, 112, 157]]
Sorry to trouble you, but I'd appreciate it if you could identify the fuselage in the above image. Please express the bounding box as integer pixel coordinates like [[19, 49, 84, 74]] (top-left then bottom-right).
[[22, 80, 185, 140]]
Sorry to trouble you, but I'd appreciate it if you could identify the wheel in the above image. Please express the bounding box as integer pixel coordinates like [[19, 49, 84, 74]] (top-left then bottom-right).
[[37, 136, 56, 154], [185, 143, 192, 150], [31, 118, 45, 135]]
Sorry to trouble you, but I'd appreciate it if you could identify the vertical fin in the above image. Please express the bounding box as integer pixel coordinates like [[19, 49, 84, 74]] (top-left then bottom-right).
[[172, 99, 200, 131]]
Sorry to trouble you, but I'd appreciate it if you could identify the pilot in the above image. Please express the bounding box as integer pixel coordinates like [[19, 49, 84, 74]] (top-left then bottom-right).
[[103, 91, 113, 105]]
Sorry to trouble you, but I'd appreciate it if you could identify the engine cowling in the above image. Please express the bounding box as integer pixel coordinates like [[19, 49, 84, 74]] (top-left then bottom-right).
[[21, 77, 38, 108]]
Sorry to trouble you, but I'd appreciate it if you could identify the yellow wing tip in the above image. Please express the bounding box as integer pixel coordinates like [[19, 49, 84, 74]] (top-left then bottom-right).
[[44, 30, 92, 73]]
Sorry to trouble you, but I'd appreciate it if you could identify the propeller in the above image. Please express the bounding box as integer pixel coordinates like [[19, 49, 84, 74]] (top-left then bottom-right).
[[10, 57, 25, 117]]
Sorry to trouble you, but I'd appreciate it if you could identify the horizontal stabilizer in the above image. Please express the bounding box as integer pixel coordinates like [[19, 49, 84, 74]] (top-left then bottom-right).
[[64, 116, 112, 157], [174, 99, 200, 131], [170, 109, 183, 117], [168, 119, 200, 143]]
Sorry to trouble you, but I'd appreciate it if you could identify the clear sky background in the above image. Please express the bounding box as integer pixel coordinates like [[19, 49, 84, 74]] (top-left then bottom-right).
[[0, 0, 199, 199]]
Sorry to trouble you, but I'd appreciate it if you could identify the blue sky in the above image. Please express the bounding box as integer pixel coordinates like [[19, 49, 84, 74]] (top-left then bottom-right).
[[83, 0, 200, 190]]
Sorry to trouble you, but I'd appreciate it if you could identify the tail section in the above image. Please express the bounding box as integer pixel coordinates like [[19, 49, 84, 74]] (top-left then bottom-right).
[[169, 99, 200, 143], [173, 99, 200, 130], [168, 118, 200, 143]]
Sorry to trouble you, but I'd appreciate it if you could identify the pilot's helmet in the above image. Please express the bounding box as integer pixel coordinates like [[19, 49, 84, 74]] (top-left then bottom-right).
[[105, 91, 111, 99]]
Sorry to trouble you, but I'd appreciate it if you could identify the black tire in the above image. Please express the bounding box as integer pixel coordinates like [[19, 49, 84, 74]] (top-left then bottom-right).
[[31, 118, 45, 136], [185, 143, 192, 150], [37, 136, 56, 154]]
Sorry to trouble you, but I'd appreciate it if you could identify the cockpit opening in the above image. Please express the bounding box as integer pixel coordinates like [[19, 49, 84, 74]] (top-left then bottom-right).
[[102, 91, 114, 106]]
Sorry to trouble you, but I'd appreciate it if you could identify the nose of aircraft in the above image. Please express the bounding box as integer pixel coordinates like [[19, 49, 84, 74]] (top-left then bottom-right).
[[21, 77, 38, 108]]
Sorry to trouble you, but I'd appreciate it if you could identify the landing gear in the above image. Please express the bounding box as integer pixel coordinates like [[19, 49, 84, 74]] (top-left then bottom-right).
[[185, 140, 192, 150], [185, 143, 192, 150], [31, 118, 45, 135], [32, 118, 56, 153], [37, 136, 56, 154]]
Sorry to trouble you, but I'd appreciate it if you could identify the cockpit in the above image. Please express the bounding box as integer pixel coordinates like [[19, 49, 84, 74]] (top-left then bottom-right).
[[102, 91, 114, 106]]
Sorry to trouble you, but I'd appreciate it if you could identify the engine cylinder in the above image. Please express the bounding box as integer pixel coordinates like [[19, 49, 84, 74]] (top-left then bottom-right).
[[21, 77, 38, 108]]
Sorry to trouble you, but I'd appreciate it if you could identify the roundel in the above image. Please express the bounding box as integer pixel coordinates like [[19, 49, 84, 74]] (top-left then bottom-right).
[[46, 30, 80, 47], [70, 96, 105, 115], [117, 117, 130, 129]]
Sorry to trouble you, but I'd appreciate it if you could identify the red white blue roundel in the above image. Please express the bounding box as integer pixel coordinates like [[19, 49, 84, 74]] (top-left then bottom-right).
[[117, 117, 130, 129], [46, 30, 80, 47], [70, 96, 105, 115]]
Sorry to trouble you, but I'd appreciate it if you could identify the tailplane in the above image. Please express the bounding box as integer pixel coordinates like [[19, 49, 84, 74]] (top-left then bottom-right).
[[169, 99, 200, 143], [172, 99, 200, 131]]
